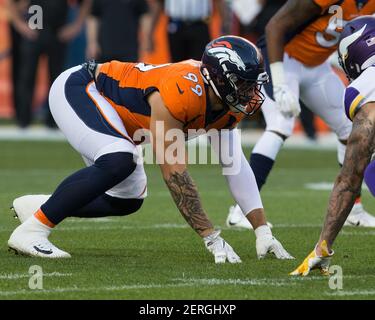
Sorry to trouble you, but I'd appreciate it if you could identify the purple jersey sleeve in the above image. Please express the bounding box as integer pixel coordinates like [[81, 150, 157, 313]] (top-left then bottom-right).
[[344, 87, 365, 121]]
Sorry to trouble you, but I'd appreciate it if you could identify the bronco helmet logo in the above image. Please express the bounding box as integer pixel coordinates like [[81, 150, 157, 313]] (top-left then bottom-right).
[[207, 45, 247, 72]]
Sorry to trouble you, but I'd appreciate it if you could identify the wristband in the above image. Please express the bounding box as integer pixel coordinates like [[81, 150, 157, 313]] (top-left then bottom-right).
[[270, 61, 285, 87], [254, 225, 272, 238]]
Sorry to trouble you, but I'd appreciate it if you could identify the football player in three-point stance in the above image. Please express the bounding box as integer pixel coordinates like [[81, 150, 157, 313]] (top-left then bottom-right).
[[292, 16, 375, 275], [227, 0, 375, 229], [8, 36, 293, 262]]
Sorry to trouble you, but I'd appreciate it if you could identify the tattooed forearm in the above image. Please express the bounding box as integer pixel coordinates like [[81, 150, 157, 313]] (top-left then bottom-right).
[[320, 106, 375, 246], [164, 170, 214, 237]]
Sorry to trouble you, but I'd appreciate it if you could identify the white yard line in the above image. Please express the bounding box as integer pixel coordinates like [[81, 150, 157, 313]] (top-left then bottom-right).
[[0, 223, 326, 233], [305, 182, 369, 191], [0, 277, 296, 297], [341, 231, 375, 236], [0, 272, 72, 280], [2, 274, 375, 297], [327, 290, 375, 297], [173, 278, 296, 287], [3, 221, 375, 233], [0, 223, 333, 233], [0, 283, 195, 297]]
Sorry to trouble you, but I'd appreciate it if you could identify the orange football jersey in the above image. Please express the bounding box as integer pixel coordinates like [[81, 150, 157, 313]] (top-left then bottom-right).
[[285, 0, 375, 66], [96, 60, 244, 143]]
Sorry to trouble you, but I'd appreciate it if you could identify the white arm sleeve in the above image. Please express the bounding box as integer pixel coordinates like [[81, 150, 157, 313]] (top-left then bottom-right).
[[209, 128, 263, 215]]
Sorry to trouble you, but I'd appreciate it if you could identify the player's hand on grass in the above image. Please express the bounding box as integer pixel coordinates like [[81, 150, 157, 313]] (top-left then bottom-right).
[[204, 230, 242, 264], [255, 225, 294, 260], [290, 240, 334, 276]]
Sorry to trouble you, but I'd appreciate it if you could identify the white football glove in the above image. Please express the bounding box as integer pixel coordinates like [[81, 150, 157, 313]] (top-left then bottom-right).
[[255, 225, 294, 260], [270, 62, 300, 118], [290, 240, 334, 276], [203, 230, 242, 264]]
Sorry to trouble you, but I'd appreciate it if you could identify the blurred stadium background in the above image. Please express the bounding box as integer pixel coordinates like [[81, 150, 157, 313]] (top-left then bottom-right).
[[0, 0, 342, 142]]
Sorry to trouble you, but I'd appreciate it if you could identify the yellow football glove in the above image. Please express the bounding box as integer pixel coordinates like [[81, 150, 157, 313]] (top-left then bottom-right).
[[290, 240, 334, 276]]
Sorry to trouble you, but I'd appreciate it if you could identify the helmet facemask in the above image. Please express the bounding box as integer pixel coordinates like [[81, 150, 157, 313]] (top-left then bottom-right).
[[202, 67, 269, 116], [224, 71, 268, 116]]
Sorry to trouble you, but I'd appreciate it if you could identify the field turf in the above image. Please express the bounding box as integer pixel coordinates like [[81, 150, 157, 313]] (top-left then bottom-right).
[[0, 140, 375, 300]]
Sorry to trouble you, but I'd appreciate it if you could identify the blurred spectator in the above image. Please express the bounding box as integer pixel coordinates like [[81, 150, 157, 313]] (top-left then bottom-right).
[[7, 0, 29, 127], [231, 0, 263, 36], [65, 2, 88, 68], [146, 0, 231, 62], [6, 0, 91, 129], [86, 0, 152, 62]]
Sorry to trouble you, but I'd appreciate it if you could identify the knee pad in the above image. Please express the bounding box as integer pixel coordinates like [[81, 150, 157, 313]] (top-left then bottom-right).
[[95, 152, 137, 182], [365, 161, 375, 197]]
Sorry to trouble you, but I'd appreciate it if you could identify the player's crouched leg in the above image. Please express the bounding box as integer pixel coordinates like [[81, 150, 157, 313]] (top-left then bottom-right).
[[11, 193, 144, 223], [11, 152, 146, 223], [40, 151, 144, 223], [71, 194, 144, 219]]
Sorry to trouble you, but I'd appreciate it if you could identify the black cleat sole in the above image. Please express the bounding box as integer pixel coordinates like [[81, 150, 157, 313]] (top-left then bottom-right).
[[10, 205, 19, 220], [8, 247, 30, 257]]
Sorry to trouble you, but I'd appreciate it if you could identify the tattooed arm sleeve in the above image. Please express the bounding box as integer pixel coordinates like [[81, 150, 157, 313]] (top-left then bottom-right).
[[164, 170, 214, 237], [148, 91, 215, 238], [319, 103, 375, 248]]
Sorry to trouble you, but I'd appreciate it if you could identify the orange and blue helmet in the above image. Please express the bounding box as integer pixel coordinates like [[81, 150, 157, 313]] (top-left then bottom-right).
[[200, 35, 269, 116]]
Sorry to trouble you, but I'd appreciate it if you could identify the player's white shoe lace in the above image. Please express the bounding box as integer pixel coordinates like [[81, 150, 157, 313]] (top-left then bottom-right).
[[344, 203, 375, 227], [12, 195, 51, 223], [8, 216, 71, 258], [226, 205, 273, 230]]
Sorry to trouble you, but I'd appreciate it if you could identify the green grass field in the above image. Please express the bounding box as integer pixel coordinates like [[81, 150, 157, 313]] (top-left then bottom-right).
[[1, 140, 375, 300]]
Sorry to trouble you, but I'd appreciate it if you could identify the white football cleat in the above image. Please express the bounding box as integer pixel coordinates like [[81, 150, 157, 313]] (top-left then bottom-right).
[[8, 216, 71, 258], [12, 195, 51, 223], [226, 205, 273, 230], [344, 203, 375, 227]]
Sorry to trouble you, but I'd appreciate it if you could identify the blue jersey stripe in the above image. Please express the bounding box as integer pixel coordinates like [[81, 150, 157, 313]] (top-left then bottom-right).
[[64, 69, 128, 140], [97, 73, 152, 117]]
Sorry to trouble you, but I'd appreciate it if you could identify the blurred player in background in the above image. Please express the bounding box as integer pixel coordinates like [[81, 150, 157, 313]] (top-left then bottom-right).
[[144, 0, 231, 61], [227, 0, 375, 229], [86, 0, 153, 63], [8, 36, 293, 263], [292, 16, 375, 275], [232, 0, 318, 141]]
